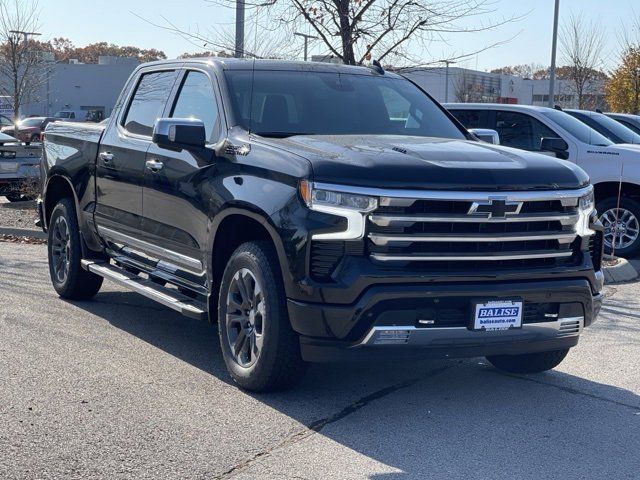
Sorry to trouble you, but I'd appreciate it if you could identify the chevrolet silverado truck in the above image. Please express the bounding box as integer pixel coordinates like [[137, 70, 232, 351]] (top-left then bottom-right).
[[39, 59, 604, 392]]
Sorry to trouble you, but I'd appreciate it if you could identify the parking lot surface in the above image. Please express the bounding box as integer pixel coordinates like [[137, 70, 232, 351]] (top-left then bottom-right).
[[1, 243, 639, 479]]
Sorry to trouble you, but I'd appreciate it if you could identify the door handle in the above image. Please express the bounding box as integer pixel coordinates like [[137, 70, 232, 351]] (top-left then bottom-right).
[[99, 152, 114, 163], [145, 159, 164, 172]]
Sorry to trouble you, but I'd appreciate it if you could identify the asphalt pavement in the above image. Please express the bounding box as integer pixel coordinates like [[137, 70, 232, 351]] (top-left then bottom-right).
[[1, 243, 639, 479]]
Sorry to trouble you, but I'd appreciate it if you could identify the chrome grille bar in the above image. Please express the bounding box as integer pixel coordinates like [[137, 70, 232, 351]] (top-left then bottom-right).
[[369, 213, 580, 227], [369, 232, 577, 246], [370, 251, 574, 263]]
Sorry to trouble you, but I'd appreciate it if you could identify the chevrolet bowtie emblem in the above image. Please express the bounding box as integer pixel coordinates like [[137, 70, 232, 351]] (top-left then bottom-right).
[[468, 198, 522, 219]]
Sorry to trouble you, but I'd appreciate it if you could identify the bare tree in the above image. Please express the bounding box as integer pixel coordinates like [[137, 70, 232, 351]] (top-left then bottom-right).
[[559, 12, 606, 109], [454, 69, 499, 103], [144, 0, 524, 65], [0, 0, 50, 127]]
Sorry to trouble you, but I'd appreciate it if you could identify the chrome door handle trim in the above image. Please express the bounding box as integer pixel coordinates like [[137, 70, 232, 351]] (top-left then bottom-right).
[[145, 159, 164, 172], [99, 152, 114, 162]]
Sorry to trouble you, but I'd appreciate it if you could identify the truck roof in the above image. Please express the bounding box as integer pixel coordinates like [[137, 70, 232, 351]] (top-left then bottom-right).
[[140, 57, 403, 78]]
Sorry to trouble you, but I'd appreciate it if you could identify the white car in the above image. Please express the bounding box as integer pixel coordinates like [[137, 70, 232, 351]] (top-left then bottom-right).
[[565, 109, 640, 145], [445, 103, 640, 256], [606, 112, 640, 136]]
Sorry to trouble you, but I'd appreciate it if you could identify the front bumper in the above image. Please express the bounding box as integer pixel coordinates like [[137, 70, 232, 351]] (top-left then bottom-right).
[[290, 278, 603, 362]]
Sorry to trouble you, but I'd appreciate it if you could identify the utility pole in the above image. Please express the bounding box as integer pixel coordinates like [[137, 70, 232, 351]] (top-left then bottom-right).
[[235, 0, 245, 58], [294, 32, 318, 61], [439, 59, 456, 103], [548, 0, 560, 108], [9, 29, 41, 43]]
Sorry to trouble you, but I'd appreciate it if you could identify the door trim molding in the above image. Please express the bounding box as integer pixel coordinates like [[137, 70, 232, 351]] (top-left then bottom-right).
[[97, 225, 203, 273]]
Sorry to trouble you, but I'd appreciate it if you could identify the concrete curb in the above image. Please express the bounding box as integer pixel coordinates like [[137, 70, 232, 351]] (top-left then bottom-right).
[[603, 257, 638, 284], [0, 226, 47, 240]]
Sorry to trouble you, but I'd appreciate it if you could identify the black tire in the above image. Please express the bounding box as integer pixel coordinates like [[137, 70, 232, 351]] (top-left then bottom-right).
[[5, 193, 24, 202], [597, 196, 640, 257], [486, 348, 570, 374], [218, 241, 306, 392], [29, 133, 40, 143], [47, 198, 103, 300]]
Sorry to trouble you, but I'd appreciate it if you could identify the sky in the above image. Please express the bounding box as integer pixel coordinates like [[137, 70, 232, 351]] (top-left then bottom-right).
[[33, 0, 638, 71]]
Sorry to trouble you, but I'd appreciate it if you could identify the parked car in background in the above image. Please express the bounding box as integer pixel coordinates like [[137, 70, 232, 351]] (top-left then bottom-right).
[[1, 116, 57, 143], [565, 109, 640, 145], [38, 59, 603, 392], [605, 112, 640, 135], [446, 103, 640, 256], [0, 132, 41, 202], [53, 110, 85, 122]]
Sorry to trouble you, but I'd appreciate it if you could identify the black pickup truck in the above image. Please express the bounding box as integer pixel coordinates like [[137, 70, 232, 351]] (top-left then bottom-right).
[[39, 59, 604, 391]]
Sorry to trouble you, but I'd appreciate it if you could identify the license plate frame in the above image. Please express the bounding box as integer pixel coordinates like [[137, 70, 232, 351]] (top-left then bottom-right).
[[470, 298, 523, 332]]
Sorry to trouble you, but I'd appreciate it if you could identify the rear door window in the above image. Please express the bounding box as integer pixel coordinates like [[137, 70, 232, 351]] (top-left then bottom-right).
[[123, 70, 178, 137], [495, 111, 559, 151], [450, 109, 489, 129]]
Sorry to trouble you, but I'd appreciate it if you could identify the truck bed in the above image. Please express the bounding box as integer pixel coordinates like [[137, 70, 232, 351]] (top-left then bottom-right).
[[43, 121, 106, 167]]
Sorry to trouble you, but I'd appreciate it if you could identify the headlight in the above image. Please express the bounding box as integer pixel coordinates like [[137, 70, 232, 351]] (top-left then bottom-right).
[[576, 188, 595, 236], [579, 190, 594, 212], [300, 180, 378, 212], [299, 181, 378, 240]]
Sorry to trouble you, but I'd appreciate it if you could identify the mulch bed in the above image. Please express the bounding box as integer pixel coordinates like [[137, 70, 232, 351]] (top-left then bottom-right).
[[0, 233, 47, 244]]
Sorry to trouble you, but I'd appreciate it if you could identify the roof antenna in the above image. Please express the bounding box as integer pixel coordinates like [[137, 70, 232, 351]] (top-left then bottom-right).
[[370, 59, 385, 75], [595, 108, 603, 113], [554, 104, 563, 111]]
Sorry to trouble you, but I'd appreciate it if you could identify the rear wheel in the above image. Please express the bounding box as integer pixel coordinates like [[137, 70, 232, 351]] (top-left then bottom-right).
[[598, 196, 640, 257], [29, 133, 39, 143], [218, 241, 306, 392], [486, 348, 570, 374], [47, 198, 103, 299]]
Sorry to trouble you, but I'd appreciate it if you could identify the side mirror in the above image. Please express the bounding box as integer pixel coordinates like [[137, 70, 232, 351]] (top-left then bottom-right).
[[540, 137, 569, 159], [152, 118, 206, 151], [469, 128, 500, 145]]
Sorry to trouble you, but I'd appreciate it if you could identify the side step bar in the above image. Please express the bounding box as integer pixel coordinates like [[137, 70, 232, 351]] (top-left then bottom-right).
[[81, 260, 207, 320]]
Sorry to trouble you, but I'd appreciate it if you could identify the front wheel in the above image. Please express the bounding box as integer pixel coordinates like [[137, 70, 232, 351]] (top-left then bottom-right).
[[598, 196, 640, 257], [47, 198, 103, 299], [218, 241, 306, 392], [486, 348, 570, 374]]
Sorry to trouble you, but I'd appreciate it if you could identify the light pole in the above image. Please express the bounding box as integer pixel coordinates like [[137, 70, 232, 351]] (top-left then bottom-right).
[[548, 0, 560, 108], [294, 32, 318, 61], [439, 59, 457, 103], [235, 0, 245, 58]]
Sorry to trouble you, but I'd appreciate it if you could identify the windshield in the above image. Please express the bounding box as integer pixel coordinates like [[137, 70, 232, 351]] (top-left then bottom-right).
[[19, 118, 43, 127], [55, 111, 71, 118], [224, 70, 466, 139], [542, 110, 613, 146], [588, 112, 640, 144]]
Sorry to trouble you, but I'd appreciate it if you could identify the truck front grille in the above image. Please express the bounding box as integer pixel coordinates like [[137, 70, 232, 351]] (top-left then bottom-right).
[[367, 190, 587, 270]]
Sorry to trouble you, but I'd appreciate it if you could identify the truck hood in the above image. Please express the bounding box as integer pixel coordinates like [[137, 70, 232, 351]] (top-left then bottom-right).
[[268, 135, 589, 191]]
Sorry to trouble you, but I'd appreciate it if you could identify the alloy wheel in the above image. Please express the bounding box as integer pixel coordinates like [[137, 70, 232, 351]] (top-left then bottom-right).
[[51, 215, 71, 283], [600, 207, 640, 250], [225, 268, 265, 368]]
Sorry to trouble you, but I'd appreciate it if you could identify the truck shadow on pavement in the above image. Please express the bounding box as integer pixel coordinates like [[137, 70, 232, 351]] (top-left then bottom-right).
[[68, 288, 640, 480]]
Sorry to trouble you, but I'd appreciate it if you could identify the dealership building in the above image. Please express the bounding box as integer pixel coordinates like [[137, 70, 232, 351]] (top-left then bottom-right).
[[13, 55, 140, 121], [6, 56, 607, 122]]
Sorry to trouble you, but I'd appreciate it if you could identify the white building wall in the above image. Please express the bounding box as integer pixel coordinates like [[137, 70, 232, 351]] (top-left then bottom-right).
[[16, 59, 140, 118]]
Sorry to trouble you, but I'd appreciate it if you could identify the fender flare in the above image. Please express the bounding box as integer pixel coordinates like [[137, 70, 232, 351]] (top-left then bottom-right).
[[42, 173, 81, 230], [206, 205, 294, 289]]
